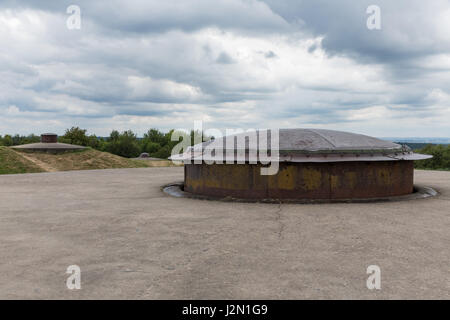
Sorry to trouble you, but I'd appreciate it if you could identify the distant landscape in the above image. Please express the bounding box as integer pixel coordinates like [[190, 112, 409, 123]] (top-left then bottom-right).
[[0, 127, 212, 159], [386, 138, 449, 152], [0, 127, 449, 174], [386, 140, 449, 170], [0, 127, 187, 174], [0, 127, 180, 159]]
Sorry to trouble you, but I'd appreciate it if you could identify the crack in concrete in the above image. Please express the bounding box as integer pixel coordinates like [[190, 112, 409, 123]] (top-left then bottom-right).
[[274, 201, 285, 240], [121, 269, 154, 274]]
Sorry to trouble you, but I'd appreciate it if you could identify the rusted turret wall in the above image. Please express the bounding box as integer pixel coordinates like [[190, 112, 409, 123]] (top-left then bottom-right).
[[184, 161, 414, 200], [41, 134, 58, 143]]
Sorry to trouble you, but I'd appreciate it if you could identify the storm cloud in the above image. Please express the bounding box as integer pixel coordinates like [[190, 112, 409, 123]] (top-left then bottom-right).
[[0, 0, 449, 137]]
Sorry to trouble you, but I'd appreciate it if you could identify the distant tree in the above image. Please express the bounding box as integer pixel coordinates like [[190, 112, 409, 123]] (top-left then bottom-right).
[[62, 127, 89, 146], [97, 138, 108, 152], [106, 130, 140, 158], [87, 134, 99, 149], [141, 128, 167, 155], [12, 134, 22, 145], [0, 127, 216, 160], [150, 144, 172, 159], [24, 134, 40, 144], [109, 130, 120, 142], [3, 134, 41, 146], [139, 128, 212, 159], [141, 141, 161, 154], [144, 129, 167, 146], [3, 135, 13, 147]]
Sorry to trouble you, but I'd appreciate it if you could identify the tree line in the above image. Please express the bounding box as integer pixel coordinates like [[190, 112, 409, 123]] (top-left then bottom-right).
[[0, 127, 209, 159]]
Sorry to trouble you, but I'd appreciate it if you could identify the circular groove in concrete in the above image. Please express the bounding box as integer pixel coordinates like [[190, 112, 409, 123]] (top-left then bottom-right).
[[162, 182, 438, 204]]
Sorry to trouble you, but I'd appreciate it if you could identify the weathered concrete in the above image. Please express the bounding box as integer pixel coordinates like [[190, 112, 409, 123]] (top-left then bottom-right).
[[0, 168, 448, 299], [11, 142, 86, 153]]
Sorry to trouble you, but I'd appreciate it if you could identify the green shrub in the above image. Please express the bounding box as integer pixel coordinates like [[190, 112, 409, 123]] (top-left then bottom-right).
[[414, 144, 450, 170], [106, 130, 141, 158], [61, 127, 89, 146]]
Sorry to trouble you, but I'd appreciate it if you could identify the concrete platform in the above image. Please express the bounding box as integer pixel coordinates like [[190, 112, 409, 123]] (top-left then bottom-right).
[[0, 168, 448, 299]]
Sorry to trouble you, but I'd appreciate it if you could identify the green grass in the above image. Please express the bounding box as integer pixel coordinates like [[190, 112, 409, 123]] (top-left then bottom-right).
[[0, 147, 181, 175], [13, 148, 151, 172], [0, 147, 44, 174]]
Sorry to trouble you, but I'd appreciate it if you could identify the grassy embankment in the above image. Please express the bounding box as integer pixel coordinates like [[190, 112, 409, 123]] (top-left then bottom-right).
[[0, 147, 179, 175], [0, 146, 44, 174]]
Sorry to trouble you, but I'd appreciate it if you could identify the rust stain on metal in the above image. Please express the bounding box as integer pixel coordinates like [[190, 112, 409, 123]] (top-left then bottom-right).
[[184, 161, 414, 200], [41, 133, 58, 143], [302, 168, 322, 191], [330, 174, 339, 190]]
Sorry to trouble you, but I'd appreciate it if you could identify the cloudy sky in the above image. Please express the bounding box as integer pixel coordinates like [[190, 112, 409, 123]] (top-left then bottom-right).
[[1, 0, 449, 137]]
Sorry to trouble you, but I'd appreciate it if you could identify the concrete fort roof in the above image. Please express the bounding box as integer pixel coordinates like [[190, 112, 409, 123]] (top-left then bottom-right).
[[11, 142, 86, 152], [174, 128, 432, 162], [0, 167, 448, 299], [10, 132, 86, 153]]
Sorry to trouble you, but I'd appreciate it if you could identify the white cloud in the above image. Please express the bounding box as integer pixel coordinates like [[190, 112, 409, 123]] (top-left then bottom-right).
[[127, 76, 204, 101], [343, 106, 391, 121], [0, 1, 449, 137], [6, 105, 20, 116]]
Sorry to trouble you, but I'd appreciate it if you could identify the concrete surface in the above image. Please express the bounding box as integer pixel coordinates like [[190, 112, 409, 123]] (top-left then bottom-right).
[[11, 142, 86, 152], [0, 168, 448, 299]]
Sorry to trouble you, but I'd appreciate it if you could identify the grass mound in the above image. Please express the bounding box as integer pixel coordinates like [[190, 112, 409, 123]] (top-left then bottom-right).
[[18, 148, 149, 172], [0, 147, 181, 174], [0, 147, 44, 174]]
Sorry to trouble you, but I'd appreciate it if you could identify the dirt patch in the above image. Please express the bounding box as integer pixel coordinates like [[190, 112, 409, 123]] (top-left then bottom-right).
[[0, 147, 44, 174], [17, 151, 58, 172], [2, 147, 181, 174], [14, 148, 149, 172]]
